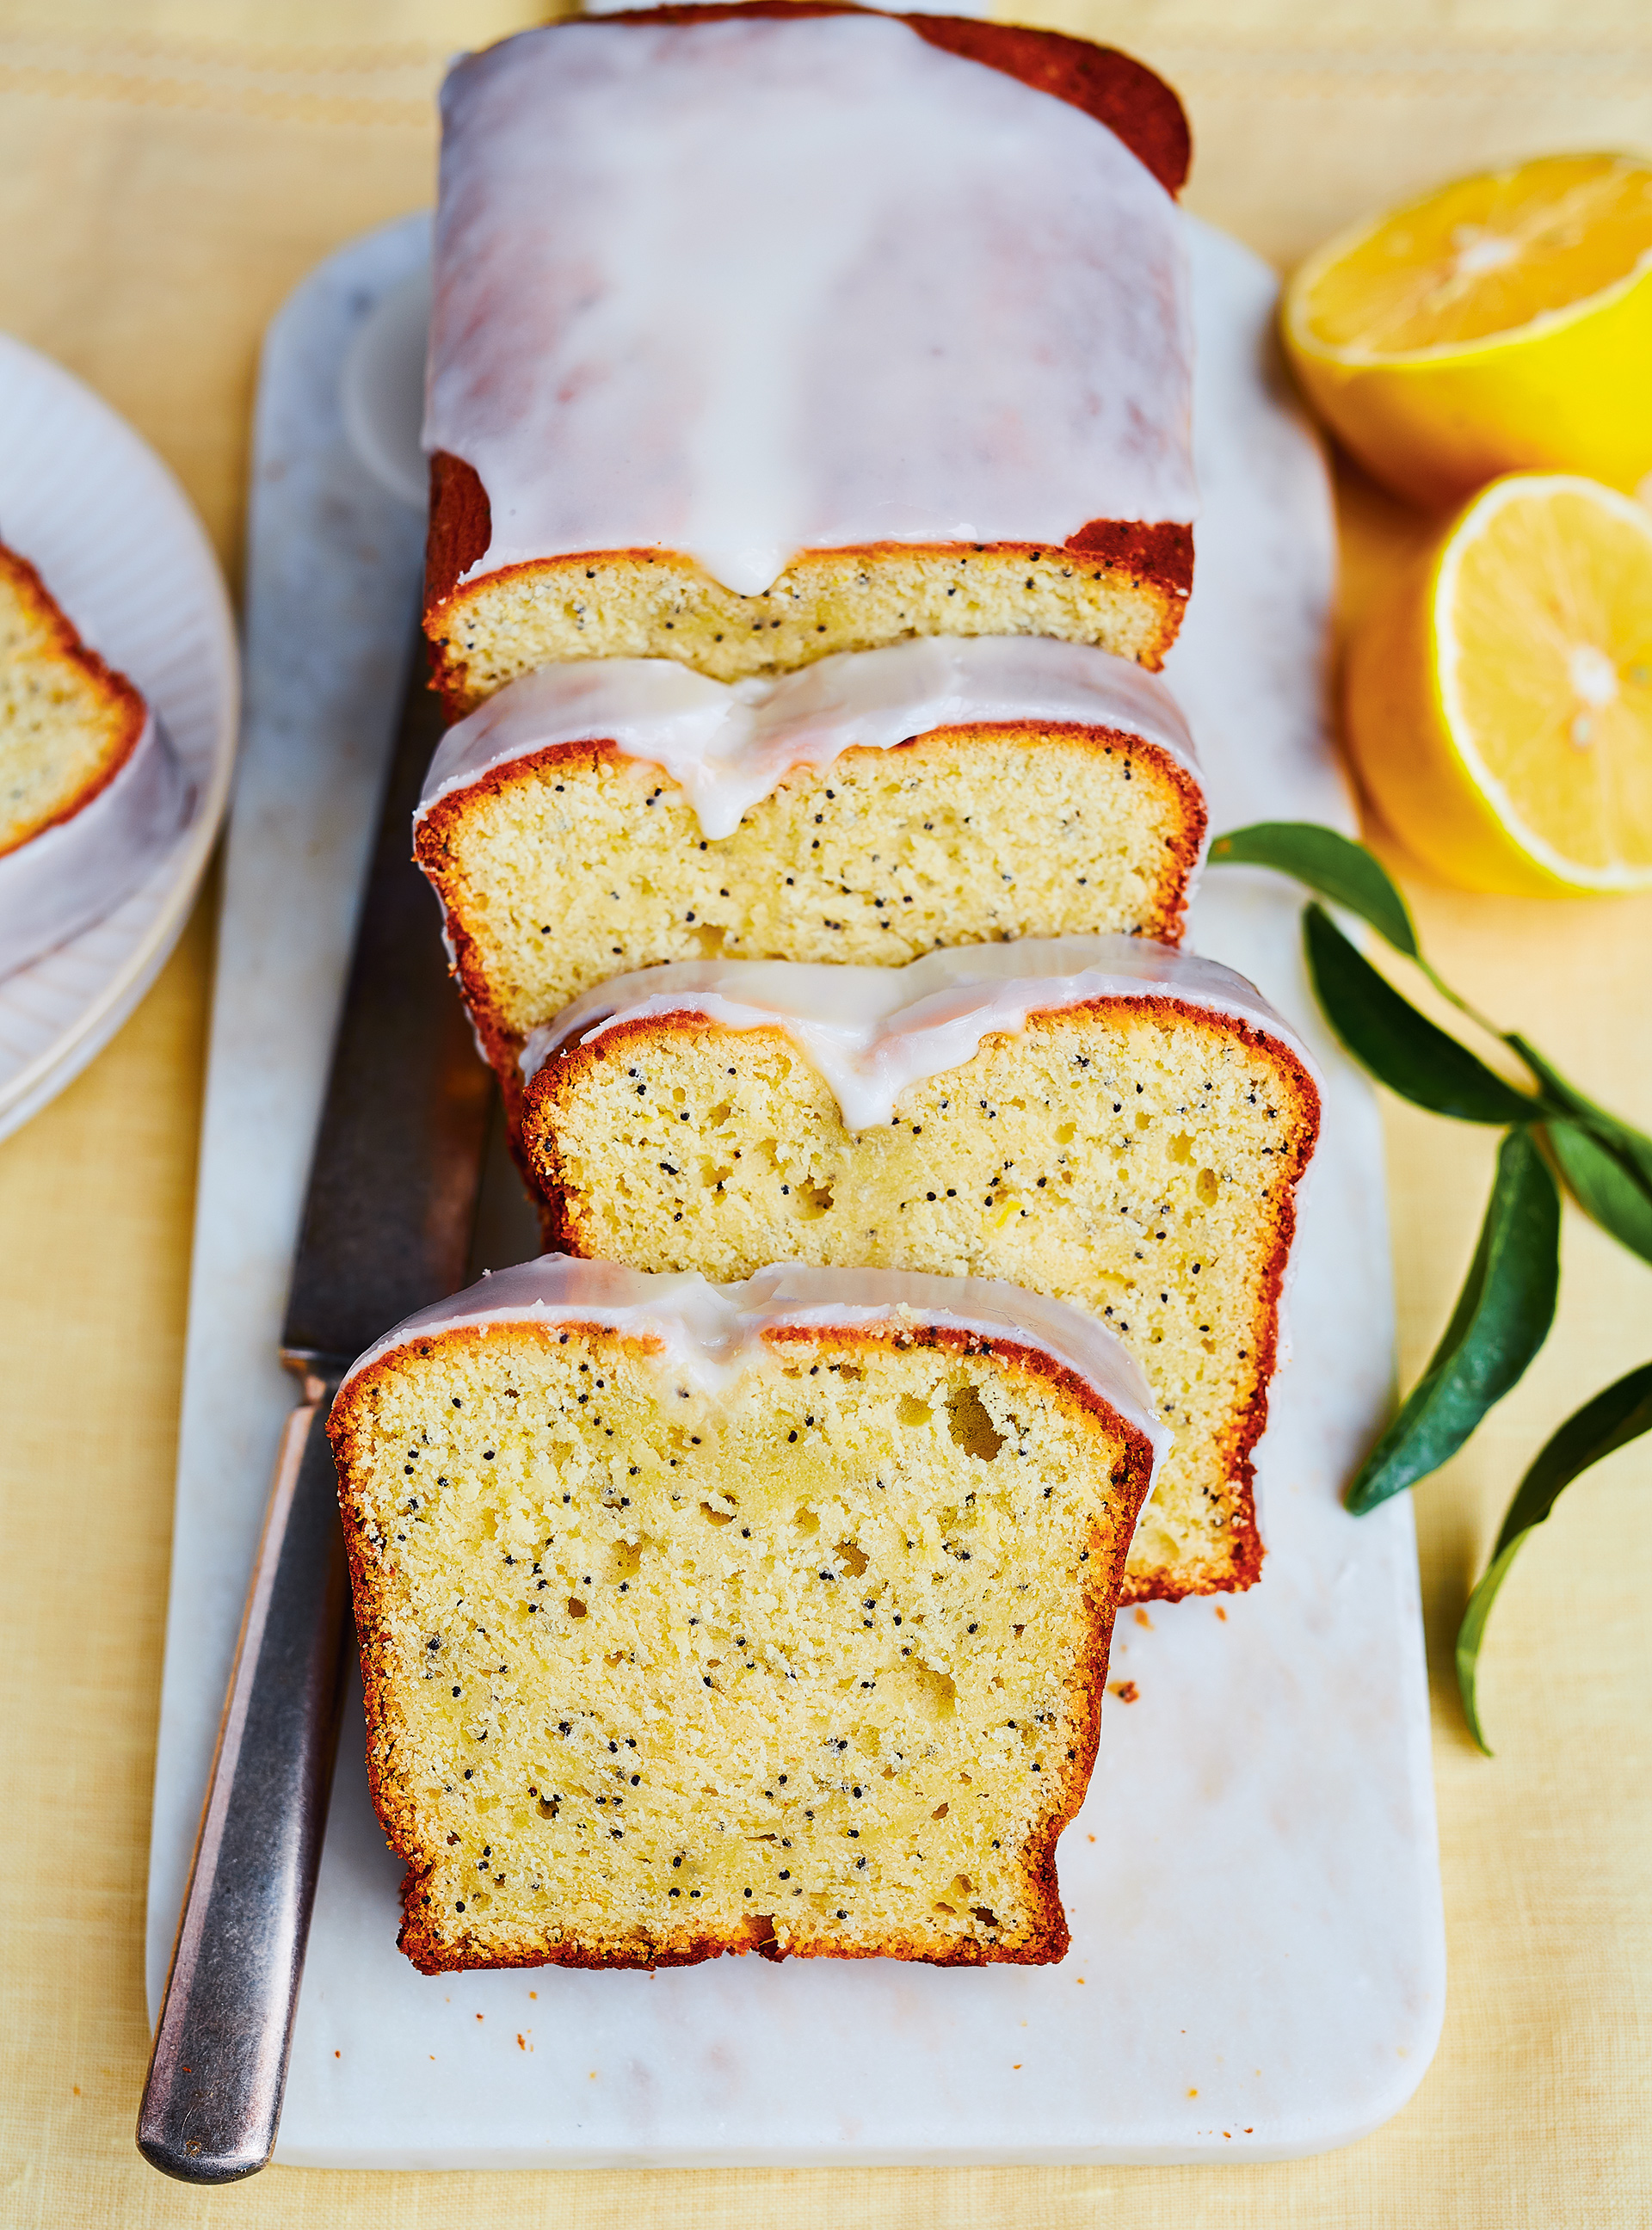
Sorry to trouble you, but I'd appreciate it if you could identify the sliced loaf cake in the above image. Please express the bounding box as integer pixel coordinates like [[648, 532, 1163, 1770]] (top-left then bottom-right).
[[0, 541, 188, 976], [424, 8, 1194, 706], [329, 1257, 1161, 1973], [415, 638, 1205, 1089], [2, 541, 147, 859], [517, 939, 1321, 1602]]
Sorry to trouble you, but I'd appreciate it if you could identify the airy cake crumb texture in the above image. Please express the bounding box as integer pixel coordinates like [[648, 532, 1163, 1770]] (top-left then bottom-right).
[[425, 539, 1189, 712], [330, 1321, 1151, 1973], [524, 1001, 1320, 1599], [418, 726, 1205, 1075]]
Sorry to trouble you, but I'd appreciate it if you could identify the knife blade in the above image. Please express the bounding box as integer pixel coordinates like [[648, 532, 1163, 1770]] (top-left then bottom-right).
[[137, 638, 493, 2183]]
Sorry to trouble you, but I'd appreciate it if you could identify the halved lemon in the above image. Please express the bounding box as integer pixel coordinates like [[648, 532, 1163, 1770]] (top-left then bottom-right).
[[1344, 475, 1652, 896], [1284, 155, 1652, 509]]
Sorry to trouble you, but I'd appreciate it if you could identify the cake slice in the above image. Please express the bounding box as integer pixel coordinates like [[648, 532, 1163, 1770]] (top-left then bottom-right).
[[328, 1256, 1162, 1974], [415, 637, 1206, 1087], [0, 543, 188, 976], [518, 939, 1322, 1602], [424, 7, 1195, 708]]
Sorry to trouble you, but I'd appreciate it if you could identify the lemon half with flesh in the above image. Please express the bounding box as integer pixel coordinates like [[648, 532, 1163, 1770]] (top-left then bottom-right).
[[1285, 154, 1652, 509], [1345, 474, 1652, 896]]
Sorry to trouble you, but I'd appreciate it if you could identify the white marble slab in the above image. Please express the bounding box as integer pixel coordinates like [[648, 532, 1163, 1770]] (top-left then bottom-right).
[[146, 210, 1444, 2169]]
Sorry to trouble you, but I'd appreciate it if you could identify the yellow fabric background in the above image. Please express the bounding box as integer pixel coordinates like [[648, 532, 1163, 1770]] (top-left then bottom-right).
[[1, 3, 1649, 2221]]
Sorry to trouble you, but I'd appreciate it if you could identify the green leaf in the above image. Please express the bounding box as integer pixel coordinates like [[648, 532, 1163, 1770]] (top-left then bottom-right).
[[1454, 1536, 1528, 1758], [1542, 1120, 1652, 1267], [1304, 905, 1544, 1125], [1457, 1360, 1652, 1752], [1212, 818, 1510, 1040], [1513, 1034, 1652, 1193], [1511, 1036, 1652, 1260], [1347, 1129, 1561, 1513], [1210, 822, 1421, 957], [1490, 1358, 1652, 1555]]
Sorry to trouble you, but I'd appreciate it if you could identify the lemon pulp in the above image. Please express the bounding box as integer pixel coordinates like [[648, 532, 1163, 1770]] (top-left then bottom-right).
[[1442, 479, 1652, 879], [1284, 157, 1652, 508], [1298, 154, 1652, 359]]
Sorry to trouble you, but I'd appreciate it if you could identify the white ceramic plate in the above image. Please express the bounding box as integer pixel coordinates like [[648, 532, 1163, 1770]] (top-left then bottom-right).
[[0, 331, 237, 1143]]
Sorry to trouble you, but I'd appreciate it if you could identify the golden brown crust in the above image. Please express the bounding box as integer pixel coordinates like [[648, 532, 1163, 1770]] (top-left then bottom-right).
[[423, 469, 1193, 662], [1100, 1008, 1318, 1603], [521, 994, 1321, 1604], [0, 542, 148, 858], [413, 721, 1207, 1097], [423, 449, 491, 625], [331, 1323, 663, 1978], [329, 1315, 1151, 1974]]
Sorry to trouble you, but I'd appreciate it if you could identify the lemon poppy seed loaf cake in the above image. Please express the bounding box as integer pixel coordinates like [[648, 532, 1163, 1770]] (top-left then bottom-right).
[[518, 940, 1321, 1602], [416, 638, 1207, 1090], [328, 1257, 1162, 1973], [0, 541, 188, 976], [424, 7, 1195, 709]]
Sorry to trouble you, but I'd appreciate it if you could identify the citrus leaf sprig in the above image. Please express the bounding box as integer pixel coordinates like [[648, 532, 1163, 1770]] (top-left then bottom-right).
[[1301, 905, 1543, 1128], [1213, 823, 1652, 1256], [1210, 821, 1652, 1746], [1511, 1036, 1652, 1268]]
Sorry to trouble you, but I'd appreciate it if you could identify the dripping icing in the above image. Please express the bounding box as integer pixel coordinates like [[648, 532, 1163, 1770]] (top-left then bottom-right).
[[416, 637, 1202, 841], [522, 935, 1323, 1134], [338, 1254, 1168, 1482], [426, 15, 1195, 599], [0, 712, 191, 979]]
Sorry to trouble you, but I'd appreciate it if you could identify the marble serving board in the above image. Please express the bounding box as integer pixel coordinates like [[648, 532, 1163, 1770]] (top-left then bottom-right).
[[146, 210, 1444, 2169]]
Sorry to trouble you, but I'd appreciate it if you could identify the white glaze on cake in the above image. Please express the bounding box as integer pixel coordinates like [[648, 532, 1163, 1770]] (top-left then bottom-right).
[[425, 14, 1195, 599], [416, 637, 1202, 842], [0, 711, 191, 979], [339, 1254, 1167, 1482], [521, 935, 1321, 1135]]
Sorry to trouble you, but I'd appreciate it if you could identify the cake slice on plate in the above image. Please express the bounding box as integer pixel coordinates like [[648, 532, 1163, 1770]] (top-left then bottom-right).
[[423, 6, 1195, 706], [516, 939, 1322, 1602], [415, 637, 1206, 1084], [0, 542, 188, 976], [329, 1256, 1162, 1973]]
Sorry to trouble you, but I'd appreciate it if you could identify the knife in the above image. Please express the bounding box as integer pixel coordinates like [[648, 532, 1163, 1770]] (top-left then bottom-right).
[[136, 641, 494, 2183]]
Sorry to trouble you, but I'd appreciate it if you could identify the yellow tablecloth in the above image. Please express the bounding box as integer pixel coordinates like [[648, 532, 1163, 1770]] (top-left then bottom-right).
[[2, 4, 1649, 2221]]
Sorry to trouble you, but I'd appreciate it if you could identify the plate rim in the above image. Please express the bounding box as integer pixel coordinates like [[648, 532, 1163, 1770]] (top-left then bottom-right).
[[0, 327, 238, 1137]]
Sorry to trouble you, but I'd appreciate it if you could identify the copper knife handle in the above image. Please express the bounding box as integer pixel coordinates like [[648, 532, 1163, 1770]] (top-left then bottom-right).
[[137, 1369, 350, 2183]]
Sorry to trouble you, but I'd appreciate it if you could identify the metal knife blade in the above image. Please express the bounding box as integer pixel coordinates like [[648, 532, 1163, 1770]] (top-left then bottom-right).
[[137, 637, 493, 2183], [282, 650, 494, 1371]]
